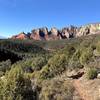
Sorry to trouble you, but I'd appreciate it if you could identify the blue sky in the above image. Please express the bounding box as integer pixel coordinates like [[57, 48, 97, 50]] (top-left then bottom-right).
[[0, 0, 100, 37]]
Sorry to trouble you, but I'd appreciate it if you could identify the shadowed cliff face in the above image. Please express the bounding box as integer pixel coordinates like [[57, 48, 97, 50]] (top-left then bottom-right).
[[11, 23, 100, 40], [0, 49, 22, 64]]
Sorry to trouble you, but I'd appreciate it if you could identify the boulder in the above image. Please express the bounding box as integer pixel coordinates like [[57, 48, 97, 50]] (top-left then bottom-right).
[[97, 69, 100, 79], [97, 73, 100, 79]]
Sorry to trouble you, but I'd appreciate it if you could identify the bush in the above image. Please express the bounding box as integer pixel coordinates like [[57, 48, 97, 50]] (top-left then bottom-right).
[[87, 68, 97, 79], [0, 39, 46, 54], [0, 48, 22, 64], [96, 41, 100, 53], [39, 54, 67, 79], [80, 47, 93, 65], [0, 59, 11, 72], [31, 56, 48, 71], [68, 50, 83, 70], [0, 66, 34, 100], [11, 54, 50, 74], [61, 46, 76, 59]]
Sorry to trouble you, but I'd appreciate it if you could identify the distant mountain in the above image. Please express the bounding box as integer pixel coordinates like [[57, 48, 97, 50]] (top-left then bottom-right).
[[0, 36, 7, 39], [11, 23, 100, 40], [0, 36, 4, 39]]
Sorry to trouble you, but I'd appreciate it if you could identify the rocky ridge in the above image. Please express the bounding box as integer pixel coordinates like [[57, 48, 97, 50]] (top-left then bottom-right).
[[11, 23, 100, 40]]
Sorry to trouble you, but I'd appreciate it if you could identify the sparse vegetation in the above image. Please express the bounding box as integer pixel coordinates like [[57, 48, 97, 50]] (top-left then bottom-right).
[[0, 67, 34, 100], [87, 68, 97, 79], [0, 34, 100, 99], [39, 54, 67, 79], [39, 79, 74, 100]]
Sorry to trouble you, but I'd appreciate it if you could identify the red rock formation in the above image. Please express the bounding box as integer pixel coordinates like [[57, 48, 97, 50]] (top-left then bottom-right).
[[30, 27, 48, 40], [12, 32, 28, 40], [30, 29, 40, 40], [47, 27, 60, 40], [11, 23, 100, 40]]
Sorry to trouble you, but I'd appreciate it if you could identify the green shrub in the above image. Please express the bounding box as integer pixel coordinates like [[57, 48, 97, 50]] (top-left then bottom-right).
[[96, 41, 100, 53], [87, 68, 97, 79], [39, 54, 67, 79], [0, 71, 4, 77], [0, 60, 11, 72], [69, 50, 83, 70], [11, 54, 50, 74], [61, 46, 76, 59], [31, 56, 48, 71], [80, 47, 93, 65], [0, 39, 46, 54], [0, 66, 34, 100]]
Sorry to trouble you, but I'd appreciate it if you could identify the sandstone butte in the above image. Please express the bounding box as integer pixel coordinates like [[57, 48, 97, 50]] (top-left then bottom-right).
[[11, 23, 100, 40]]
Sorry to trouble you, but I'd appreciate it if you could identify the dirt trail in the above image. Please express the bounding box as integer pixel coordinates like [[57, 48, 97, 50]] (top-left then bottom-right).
[[73, 80, 92, 100], [73, 79, 100, 100], [58, 71, 100, 100]]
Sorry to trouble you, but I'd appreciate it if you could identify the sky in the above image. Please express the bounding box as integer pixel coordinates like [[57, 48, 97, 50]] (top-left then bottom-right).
[[0, 0, 100, 37]]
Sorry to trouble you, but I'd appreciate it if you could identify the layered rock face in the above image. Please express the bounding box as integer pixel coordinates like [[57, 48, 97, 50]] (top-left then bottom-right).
[[11, 23, 100, 40]]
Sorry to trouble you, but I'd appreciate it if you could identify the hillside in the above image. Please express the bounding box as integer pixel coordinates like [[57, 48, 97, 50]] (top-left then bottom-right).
[[0, 34, 100, 100]]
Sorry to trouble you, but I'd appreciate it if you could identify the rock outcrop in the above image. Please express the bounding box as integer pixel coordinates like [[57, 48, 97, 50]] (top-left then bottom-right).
[[76, 23, 100, 37], [67, 70, 84, 79], [30, 29, 40, 40], [12, 32, 28, 40], [30, 27, 48, 40], [11, 23, 100, 40], [48, 27, 60, 40]]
